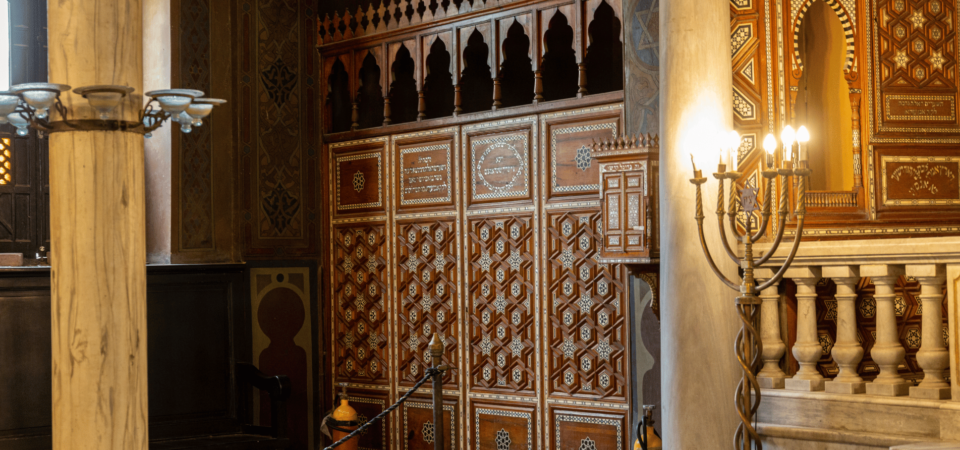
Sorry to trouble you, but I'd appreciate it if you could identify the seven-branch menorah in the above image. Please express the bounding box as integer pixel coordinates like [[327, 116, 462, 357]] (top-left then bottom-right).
[[689, 127, 811, 450]]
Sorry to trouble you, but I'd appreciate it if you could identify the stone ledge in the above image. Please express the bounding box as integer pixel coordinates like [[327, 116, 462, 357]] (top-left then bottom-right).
[[759, 389, 960, 442], [758, 423, 941, 447]]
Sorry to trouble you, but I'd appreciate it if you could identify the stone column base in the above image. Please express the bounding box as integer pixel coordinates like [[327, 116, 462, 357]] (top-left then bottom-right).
[[910, 386, 951, 400], [865, 381, 909, 396], [825, 380, 866, 394], [784, 378, 825, 391], [758, 376, 785, 389]]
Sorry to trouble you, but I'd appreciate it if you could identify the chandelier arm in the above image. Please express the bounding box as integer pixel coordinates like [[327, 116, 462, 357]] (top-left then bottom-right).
[[717, 213, 742, 265], [756, 175, 807, 292], [698, 218, 741, 291], [750, 175, 775, 243], [753, 174, 791, 267], [693, 180, 740, 291]]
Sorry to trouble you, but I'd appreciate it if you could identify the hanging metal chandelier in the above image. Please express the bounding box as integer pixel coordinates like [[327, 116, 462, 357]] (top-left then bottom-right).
[[0, 83, 225, 137]]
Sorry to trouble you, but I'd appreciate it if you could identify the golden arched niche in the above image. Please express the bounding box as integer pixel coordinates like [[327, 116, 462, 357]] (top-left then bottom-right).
[[795, 0, 855, 191]]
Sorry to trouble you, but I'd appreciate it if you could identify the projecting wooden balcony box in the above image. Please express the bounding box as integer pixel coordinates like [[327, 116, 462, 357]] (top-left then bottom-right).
[[592, 135, 660, 264]]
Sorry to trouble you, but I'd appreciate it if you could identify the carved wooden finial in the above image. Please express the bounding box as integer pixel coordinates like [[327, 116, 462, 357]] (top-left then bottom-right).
[[365, 4, 377, 36], [342, 9, 354, 40], [398, 0, 412, 27], [376, 0, 389, 33], [332, 11, 343, 41], [320, 14, 332, 44]]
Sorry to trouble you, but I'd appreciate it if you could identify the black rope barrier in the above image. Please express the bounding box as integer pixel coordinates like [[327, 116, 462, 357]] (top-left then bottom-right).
[[323, 367, 442, 450]]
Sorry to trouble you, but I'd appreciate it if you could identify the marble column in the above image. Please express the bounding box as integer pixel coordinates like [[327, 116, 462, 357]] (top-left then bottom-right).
[[659, 0, 740, 446], [785, 267, 824, 391], [907, 264, 950, 400], [823, 266, 865, 394], [48, 1, 149, 449], [864, 264, 908, 397], [143, 0, 171, 264], [947, 264, 960, 402], [756, 267, 787, 389]]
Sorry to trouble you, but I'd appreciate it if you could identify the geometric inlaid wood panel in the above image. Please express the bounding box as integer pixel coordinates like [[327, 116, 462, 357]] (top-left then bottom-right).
[[874, 0, 960, 136], [336, 147, 386, 214], [333, 225, 389, 384], [349, 393, 390, 450], [396, 220, 459, 386], [472, 401, 536, 450], [467, 215, 537, 394], [543, 113, 619, 199], [551, 408, 626, 450], [545, 210, 628, 400], [402, 399, 458, 450], [730, 0, 768, 169]]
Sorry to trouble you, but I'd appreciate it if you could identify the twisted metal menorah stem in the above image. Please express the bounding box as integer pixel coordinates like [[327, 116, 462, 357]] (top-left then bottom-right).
[[690, 160, 810, 450]]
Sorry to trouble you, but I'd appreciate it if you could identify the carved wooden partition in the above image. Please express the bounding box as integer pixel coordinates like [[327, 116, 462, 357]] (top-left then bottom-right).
[[319, 0, 625, 133], [325, 103, 631, 450]]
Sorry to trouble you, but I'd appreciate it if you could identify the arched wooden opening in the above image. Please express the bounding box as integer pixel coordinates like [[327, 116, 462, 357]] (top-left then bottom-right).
[[499, 20, 534, 108], [424, 38, 455, 119], [389, 45, 419, 125], [357, 53, 385, 129], [460, 29, 494, 113], [327, 59, 352, 133], [584, 0, 624, 94], [540, 11, 578, 101]]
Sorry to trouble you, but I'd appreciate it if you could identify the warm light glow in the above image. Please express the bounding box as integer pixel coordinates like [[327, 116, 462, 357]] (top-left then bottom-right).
[[781, 125, 796, 147], [796, 125, 810, 143], [729, 130, 741, 167], [763, 134, 777, 155]]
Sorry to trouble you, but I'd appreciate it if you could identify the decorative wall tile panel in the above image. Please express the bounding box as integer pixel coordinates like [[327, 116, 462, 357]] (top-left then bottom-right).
[[239, 0, 319, 257], [179, 0, 213, 250]]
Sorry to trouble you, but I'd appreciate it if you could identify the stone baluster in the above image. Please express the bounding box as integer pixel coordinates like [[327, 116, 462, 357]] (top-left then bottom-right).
[[863, 264, 909, 396], [756, 267, 786, 389], [907, 264, 950, 399], [785, 267, 825, 391], [824, 266, 865, 394]]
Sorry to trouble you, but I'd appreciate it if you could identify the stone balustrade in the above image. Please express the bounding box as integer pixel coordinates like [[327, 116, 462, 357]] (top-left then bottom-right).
[[758, 263, 951, 400]]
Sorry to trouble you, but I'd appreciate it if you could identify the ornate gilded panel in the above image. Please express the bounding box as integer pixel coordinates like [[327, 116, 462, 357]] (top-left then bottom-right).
[[396, 220, 459, 386], [472, 402, 536, 450], [551, 408, 626, 450], [545, 210, 628, 401], [332, 226, 389, 385], [467, 215, 537, 394]]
